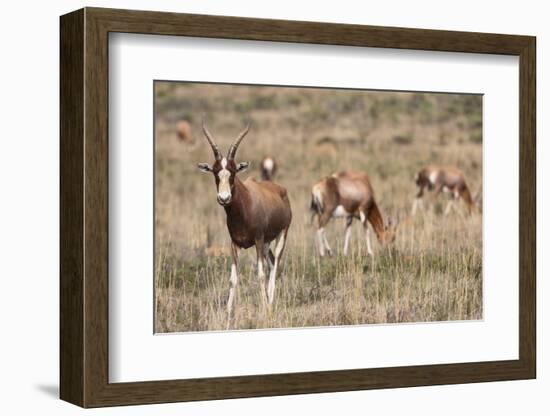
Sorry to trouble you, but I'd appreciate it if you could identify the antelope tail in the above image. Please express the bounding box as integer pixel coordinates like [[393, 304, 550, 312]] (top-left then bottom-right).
[[310, 189, 324, 226], [310, 189, 323, 215], [367, 201, 386, 241]]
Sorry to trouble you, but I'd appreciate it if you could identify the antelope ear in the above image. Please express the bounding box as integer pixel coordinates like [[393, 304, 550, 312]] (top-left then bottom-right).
[[236, 161, 250, 172], [197, 163, 212, 173]]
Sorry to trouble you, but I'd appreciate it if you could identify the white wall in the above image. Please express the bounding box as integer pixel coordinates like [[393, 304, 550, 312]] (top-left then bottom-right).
[[0, 0, 545, 414]]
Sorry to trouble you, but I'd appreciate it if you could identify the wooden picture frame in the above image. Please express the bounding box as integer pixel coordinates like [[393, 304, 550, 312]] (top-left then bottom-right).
[[60, 7, 536, 408]]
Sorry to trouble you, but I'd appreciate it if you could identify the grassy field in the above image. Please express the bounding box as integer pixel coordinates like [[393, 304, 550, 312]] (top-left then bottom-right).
[[154, 82, 483, 333]]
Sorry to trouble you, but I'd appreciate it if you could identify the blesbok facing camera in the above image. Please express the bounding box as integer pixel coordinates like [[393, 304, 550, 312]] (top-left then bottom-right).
[[310, 171, 397, 257], [197, 121, 292, 316], [260, 156, 277, 181], [412, 165, 477, 216]]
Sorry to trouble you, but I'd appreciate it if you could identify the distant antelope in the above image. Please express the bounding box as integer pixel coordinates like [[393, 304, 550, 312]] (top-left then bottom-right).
[[310, 171, 397, 257], [412, 165, 477, 216], [260, 156, 278, 181], [176, 120, 193, 144], [198, 121, 292, 315]]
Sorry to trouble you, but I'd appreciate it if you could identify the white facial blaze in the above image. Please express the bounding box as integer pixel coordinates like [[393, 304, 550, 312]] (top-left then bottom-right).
[[217, 157, 232, 202], [263, 158, 274, 171]]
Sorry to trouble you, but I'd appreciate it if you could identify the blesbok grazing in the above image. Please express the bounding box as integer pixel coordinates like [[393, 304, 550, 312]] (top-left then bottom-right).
[[260, 156, 278, 181], [197, 121, 292, 316], [310, 171, 397, 257], [176, 120, 193, 144], [412, 165, 477, 216]]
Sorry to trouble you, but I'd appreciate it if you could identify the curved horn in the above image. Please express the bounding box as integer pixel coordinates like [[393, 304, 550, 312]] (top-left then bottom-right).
[[201, 119, 222, 160], [227, 123, 250, 160]]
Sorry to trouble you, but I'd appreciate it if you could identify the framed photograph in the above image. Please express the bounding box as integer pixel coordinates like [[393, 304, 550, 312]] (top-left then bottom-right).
[[60, 7, 536, 408]]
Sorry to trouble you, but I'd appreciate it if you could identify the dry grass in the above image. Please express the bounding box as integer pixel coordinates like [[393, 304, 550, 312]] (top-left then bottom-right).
[[154, 82, 483, 333]]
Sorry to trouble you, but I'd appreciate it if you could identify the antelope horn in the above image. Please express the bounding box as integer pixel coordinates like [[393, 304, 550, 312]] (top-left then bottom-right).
[[227, 123, 250, 160], [201, 119, 222, 160]]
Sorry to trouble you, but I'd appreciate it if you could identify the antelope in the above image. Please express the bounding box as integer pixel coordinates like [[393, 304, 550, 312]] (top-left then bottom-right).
[[197, 121, 292, 316], [176, 120, 193, 144], [260, 156, 278, 181], [412, 165, 477, 216], [310, 171, 397, 257]]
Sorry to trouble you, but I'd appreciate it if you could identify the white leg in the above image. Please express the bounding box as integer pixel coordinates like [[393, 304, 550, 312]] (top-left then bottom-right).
[[321, 229, 333, 256], [343, 218, 353, 256], [267, 230, 287, 304], [412, 197, 423, 216], [444, 199, 456, 216], [227, 244, 239, 316], [310, 212, 318, 226], [256, 250, 268, 305], [366, 227, 374, 256], [263, 243, 274, 273], [317, 228, 326, 257], [360, 211, 374, 256], [257, 257, 265, 282]]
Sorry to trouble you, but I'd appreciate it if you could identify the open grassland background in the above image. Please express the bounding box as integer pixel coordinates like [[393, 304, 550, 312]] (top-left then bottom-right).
[[154, 82, 482, 333]]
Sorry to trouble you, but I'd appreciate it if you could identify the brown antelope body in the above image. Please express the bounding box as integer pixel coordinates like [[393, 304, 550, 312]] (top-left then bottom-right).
[[412, 165, 476, 216], [310, 171, 396, 257], [260, 156, 278, 181], [176, 120, 193, 144], [198, 122, 292, 316]]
